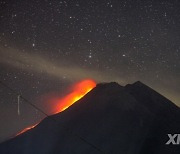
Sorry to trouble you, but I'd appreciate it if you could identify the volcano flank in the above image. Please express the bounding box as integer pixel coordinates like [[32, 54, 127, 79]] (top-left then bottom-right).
[[0, 81, 180, 154]]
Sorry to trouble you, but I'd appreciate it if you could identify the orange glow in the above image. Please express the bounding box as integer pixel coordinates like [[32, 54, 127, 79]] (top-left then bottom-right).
[[55, 79, 96, 113], [16, 123, 39, 136], [15, 79, 96, 136]]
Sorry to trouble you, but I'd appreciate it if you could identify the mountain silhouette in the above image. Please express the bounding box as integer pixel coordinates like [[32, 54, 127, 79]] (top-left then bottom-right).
[[0, 81, 179, 154]]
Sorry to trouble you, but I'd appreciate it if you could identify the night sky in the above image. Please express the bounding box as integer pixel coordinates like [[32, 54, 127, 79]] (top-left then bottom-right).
[[0, 0, 180, 142]]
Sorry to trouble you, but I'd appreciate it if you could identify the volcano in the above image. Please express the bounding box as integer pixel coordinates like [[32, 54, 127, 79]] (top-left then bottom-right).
[[0, 81, 180, 154]]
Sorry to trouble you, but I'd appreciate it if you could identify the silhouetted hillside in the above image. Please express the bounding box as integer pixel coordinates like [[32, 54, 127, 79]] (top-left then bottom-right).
[[0, 81, 179, 154]]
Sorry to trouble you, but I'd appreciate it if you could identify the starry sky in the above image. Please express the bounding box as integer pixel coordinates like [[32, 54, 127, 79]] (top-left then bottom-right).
[[0, 0, 180, 142]]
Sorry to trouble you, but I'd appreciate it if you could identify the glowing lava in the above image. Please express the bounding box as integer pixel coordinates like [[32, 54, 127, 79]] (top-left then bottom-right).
[[16, 79, 96, 136], [16, 123, 39, 136], [54, 79, 96, 113]]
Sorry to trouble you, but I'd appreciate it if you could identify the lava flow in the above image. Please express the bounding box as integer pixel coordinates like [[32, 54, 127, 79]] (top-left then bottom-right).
[[16, 123, 39, 136], [54, 79, 96, 113], [16, 79, 96, 136]]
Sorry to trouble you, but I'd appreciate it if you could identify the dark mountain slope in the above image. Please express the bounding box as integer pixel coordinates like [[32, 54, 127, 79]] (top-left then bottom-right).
[[125, 81, 180, 154], [0, 82, 179, 154]]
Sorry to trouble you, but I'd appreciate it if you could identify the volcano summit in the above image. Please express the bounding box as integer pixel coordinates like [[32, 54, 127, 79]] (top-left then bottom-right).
[[0, 81, 179, 154]]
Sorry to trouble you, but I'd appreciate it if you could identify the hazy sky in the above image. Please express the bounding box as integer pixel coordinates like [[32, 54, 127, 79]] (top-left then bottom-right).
[[0, 0, 180, 142]]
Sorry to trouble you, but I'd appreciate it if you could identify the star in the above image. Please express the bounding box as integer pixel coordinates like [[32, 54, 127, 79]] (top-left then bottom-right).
[[0, 0, 179, 141]]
